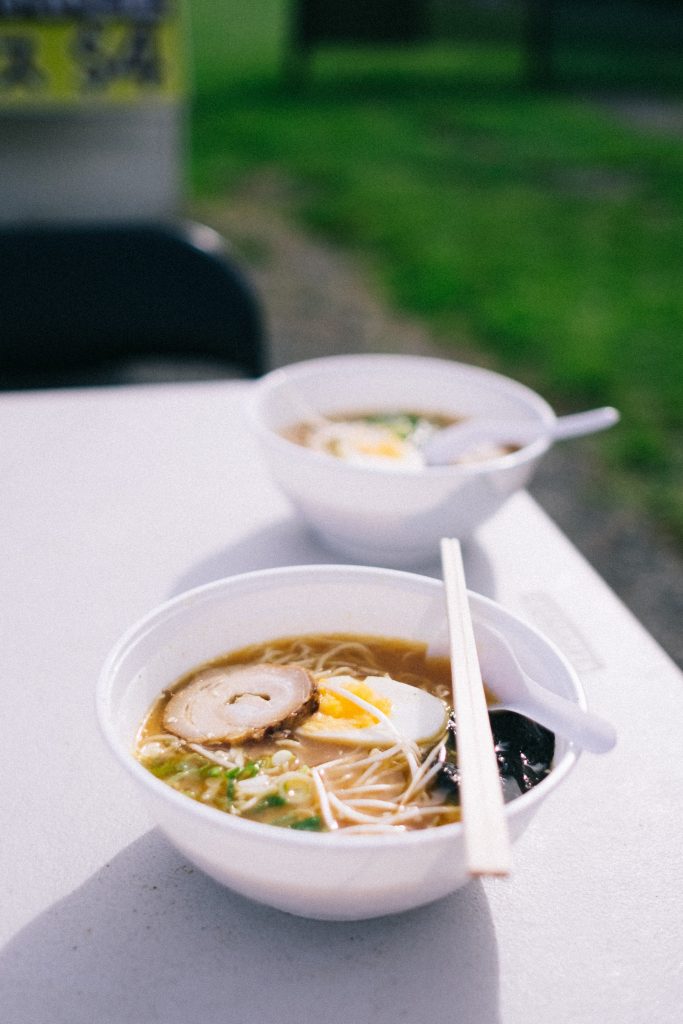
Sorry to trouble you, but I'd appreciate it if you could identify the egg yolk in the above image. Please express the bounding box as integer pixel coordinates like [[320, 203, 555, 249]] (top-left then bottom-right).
[[355, 437, 407, 460], [315, 678, 392, 730]]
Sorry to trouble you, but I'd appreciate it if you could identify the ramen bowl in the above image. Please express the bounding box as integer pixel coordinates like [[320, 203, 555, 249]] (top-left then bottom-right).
[[97, 564, 583, 921], [249, 354, 556, 568]]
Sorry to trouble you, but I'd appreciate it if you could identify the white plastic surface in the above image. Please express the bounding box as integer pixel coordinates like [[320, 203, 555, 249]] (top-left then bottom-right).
[[1, 380, 681, 1024]]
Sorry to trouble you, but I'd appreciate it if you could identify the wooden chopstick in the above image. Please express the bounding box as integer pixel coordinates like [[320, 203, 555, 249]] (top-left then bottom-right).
[[440, 538, 511, 877]]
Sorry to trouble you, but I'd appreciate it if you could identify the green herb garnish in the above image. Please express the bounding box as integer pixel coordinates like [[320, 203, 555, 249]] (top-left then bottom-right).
[[253, 793, 287, 813], [290, 816, 323, 831], [363, 412, 422, 439]]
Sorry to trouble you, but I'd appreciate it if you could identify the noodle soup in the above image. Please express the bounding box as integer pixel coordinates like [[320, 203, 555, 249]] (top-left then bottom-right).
[[282, 411, 518, 470], [136, 633, 554, 835], [101, 565, 584, 917]]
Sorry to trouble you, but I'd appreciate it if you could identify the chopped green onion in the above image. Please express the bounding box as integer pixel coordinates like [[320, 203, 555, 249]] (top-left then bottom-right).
[[150, 758, 197, 778], [363, 412, 421, 439], [225, 760, 261, 781], [253, 793, 287, 812], [149, 761, 180, 778], [290, 816, 323, 831]]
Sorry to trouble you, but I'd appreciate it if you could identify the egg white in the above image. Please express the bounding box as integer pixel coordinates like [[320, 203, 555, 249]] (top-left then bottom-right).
[[308, 421, 424, 471], [296, 674, 448, 748]]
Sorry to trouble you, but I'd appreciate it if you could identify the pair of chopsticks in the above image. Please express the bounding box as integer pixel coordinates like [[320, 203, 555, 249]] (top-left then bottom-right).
[[441, 538, 511, 878]]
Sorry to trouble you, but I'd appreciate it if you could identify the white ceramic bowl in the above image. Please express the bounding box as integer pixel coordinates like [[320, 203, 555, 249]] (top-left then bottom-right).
[[97, 565, 582, 921], [249, 354, 555, 568]]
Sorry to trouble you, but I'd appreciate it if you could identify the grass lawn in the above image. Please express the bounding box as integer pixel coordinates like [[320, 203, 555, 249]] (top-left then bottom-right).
[[186, 3, 683, 545]]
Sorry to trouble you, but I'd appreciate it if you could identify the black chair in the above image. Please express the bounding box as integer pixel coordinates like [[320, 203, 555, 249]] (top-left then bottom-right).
[[0, 221, 267, 389]]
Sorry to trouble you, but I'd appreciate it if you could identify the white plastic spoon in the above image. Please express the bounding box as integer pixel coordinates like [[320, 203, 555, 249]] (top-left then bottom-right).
[[479, 624, 617, 754], [422, 406, 620, 465]]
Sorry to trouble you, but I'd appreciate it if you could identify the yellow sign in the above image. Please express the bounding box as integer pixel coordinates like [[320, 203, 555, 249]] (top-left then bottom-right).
[[0, 2, 184, 105]]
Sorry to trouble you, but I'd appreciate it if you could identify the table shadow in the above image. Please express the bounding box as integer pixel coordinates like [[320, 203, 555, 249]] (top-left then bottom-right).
[[0, 831, 501, 1024], [170, 515, 498, 601]]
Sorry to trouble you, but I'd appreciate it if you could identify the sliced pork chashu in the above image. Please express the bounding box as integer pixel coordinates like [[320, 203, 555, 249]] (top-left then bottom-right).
[[163, 663, 317, 744]]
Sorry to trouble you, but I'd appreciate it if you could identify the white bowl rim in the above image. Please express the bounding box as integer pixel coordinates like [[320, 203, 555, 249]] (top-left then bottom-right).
[[97, 564, 581, 852], [249, 354, 556, 477]]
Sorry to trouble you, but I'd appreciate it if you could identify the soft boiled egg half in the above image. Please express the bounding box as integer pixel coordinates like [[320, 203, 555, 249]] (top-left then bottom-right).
[[307, 421, 424, 471], [296, 675, 448, 748]]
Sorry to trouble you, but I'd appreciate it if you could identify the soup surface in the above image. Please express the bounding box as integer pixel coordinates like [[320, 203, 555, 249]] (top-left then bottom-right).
[[136, 633, 554, 834], [282, 411, 517, 469]]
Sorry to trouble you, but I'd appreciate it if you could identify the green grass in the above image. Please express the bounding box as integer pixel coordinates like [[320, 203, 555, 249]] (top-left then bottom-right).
[[185, 5, 683, 544]]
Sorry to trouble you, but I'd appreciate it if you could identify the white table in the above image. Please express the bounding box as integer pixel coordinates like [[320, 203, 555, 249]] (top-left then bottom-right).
[[2, 381, 681, 1024]]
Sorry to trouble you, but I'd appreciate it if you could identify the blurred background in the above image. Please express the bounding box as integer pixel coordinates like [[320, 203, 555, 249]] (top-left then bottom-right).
[[1, 0, 682, 663], [188, 0, 683, 539], [185, 0, 683, 663]]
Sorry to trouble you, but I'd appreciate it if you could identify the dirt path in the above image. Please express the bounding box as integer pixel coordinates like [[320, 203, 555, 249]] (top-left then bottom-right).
[[192, 186, 683, 669]]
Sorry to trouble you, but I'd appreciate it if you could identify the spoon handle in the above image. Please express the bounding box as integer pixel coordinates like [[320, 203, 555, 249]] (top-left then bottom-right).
[[553, 406, 620, 440], [422, 405, 620, 465], [505, 684, 617, 754]]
